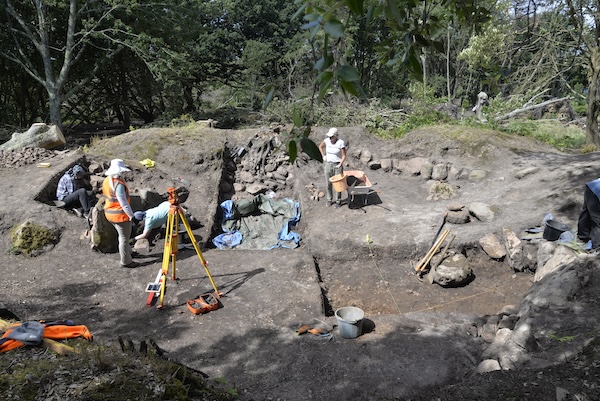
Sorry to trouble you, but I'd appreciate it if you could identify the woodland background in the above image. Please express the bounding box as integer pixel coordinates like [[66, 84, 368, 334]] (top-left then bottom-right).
[[0, 0, 599, 149]]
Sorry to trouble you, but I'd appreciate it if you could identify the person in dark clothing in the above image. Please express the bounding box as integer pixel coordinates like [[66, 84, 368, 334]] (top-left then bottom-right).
[[577, 179, 600, 249], [56, 164, 93, 218]]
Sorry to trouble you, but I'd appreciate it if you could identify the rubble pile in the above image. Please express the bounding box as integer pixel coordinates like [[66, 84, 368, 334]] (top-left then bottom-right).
[[0, 147, 57, 169], [220, 129, 296, 200]]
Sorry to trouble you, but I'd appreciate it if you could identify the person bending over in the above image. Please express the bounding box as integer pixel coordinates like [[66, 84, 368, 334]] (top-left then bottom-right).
[[134, 201, 171, 242], [578, 178, 600, 251]]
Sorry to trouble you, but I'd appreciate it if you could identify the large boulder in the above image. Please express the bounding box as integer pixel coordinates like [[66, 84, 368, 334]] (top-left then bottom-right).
[[430, 253, 473, 286], [0, 123, 66, 151], [9, 219, 60, 256], [86, 201, 118, 253]]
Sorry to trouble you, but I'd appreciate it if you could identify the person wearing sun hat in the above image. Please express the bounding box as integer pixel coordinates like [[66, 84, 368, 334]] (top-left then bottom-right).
[[318, 127, 347, 208], [102, 159, 138, 268]]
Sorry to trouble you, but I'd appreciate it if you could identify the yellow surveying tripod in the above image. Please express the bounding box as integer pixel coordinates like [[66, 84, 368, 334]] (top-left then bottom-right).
[[150, 187, 221, 309]]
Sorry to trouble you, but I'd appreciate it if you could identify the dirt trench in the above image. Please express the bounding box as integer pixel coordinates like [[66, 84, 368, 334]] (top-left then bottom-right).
[[29, 133, 536, 324], [207, 143, 535, 320], [5, 125, 588, 401]]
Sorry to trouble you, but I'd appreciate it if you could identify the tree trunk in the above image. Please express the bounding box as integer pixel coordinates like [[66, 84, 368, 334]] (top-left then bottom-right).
[[48, 91, 63, 132], [446, 26, 451, 101], [183, 85, 194, 113], [586, 52, 600, 146]]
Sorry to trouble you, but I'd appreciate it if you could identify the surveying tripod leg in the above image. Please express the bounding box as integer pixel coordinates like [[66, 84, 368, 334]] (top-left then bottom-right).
[[158, 212, 175, 309], [171, 212, 179, 281], [178, 209, 221, 296]]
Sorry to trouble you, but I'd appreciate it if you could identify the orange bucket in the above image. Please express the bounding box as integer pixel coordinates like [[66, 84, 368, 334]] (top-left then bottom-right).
[[329, 173, 348, 192]]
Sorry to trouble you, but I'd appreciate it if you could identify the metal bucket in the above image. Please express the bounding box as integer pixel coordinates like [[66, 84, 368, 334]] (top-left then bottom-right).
[[335, 306, 364, 339]]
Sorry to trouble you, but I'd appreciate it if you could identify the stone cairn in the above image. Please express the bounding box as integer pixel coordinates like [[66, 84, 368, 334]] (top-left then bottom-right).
[[219, 128, 296, 201]]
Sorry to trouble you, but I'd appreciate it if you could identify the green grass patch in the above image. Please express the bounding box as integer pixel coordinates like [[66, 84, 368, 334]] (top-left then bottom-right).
[[498, 119, 585, 150]]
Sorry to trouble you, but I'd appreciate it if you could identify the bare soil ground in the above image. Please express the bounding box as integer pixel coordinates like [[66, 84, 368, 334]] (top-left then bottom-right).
[[1, 124, 600, 401]]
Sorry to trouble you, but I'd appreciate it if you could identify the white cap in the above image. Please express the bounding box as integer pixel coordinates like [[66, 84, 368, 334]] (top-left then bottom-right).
[[326, 128, 338, 137], [105, 159, 131, 176]]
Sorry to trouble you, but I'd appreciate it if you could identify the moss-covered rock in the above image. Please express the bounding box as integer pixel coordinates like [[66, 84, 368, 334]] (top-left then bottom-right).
[[9, 219, 59, 256]]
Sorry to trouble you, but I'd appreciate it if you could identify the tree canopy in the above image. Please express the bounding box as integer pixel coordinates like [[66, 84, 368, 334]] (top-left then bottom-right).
[[0, 0, 597, 144]]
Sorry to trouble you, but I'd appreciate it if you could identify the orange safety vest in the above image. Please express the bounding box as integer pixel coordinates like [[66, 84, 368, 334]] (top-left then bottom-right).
[[102, 176, 131, 223]]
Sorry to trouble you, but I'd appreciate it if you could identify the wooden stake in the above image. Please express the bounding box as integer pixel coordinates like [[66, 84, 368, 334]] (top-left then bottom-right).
[[415, 229, 450, 272]]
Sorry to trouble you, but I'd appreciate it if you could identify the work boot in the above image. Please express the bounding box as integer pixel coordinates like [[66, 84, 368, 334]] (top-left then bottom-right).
[[335, 202, 341, 208], [120, 261, 140, 268]]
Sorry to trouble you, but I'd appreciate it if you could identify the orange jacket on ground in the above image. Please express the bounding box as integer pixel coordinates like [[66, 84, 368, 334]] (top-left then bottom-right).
[[102, 176, 130, 223], [0, 320, 93, 353]]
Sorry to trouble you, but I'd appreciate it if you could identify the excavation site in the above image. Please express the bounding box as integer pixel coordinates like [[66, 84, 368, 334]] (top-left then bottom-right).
[[2, 124, 600, 401]]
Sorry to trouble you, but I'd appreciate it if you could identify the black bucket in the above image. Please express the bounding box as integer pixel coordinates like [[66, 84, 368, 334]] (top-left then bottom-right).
[[543, 220, 569, 241]]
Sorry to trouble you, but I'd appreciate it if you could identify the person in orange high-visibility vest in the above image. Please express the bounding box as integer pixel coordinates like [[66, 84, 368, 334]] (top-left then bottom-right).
[[102, 159, 138, 268]]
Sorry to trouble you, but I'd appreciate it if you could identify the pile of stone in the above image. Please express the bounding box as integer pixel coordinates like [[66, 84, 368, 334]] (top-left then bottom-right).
[[472, 255, 595, 375], [428, 217, 581, 287], [220, 129, 296, 200], [304, 183, 325, 201], [0, 147, 57, 169]]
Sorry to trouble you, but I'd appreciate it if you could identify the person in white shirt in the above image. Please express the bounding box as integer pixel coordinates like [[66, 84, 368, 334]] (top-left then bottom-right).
[[318, 127, 347, 208]]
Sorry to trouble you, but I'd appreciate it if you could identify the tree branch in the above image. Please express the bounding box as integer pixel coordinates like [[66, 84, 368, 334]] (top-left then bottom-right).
[[495, 96, 572, 122]]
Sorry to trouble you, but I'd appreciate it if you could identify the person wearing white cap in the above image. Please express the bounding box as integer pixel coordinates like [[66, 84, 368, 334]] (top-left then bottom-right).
[[318, 127, 347, 208], [102, 159, 138, 268]]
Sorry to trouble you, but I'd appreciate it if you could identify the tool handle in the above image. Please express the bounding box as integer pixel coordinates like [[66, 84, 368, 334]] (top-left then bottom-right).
[[416, 229, 450, 272], [431, 212, 448, 247]]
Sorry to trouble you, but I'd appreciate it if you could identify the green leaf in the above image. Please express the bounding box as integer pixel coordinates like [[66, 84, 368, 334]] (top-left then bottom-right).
[[288, 140, 298, 164], [432, 40, 444, 53], [318, 79, 332, 103], [405, 52, 423, 78], [337, 65, 360, 82], [300, 137, 323, 162], [386, 0, 402, 25], [340, 79, 360, 97], [345, 0, 364, 15], [301, 19, 320, 30], [324, 19, 344, 38], [314, 57, 325, 71], [314, 56, 333, 72], [414, 34, 429, 47], [316, 71, 333, 84], [292, 109, 303, 127], [366, 4, 375, 24], [309, 24, 320, 41], [263, 87, 275, 110], [292, 3, 307, 20]]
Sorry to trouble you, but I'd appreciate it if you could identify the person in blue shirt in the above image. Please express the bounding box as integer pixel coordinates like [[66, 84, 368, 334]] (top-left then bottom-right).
[[134, 201, 172, 242], [56, 164, 92, 218], [577, 178, 600, 249]]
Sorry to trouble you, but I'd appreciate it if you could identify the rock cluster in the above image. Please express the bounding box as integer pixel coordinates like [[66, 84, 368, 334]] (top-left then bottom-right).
[[0, 147, 57, 169], [474, 257, 595, 374], [220, 129, 296, 200]]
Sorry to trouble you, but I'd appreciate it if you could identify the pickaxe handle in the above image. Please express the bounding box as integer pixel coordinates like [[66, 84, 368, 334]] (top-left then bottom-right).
[[431, 212, 448, 247]]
